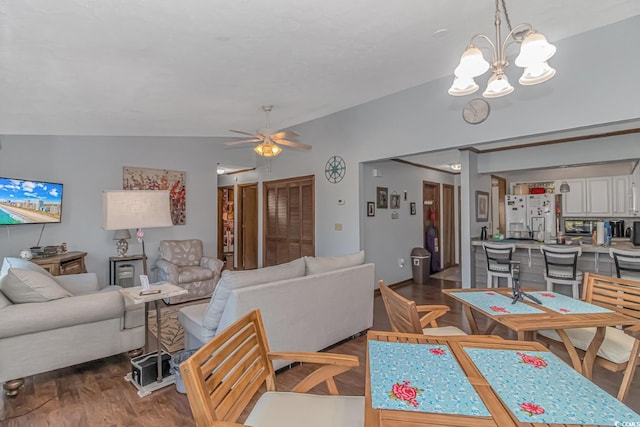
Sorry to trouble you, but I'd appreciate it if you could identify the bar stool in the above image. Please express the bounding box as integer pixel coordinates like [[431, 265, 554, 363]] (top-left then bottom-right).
[[539, 245, 583, 299], [482, 242, 516, 288], [609, 247, 640, 281]]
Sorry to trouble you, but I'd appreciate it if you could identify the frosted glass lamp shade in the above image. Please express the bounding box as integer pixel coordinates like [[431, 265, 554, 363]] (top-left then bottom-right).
[[483, 72, 514, 98], [448, 76, 479, 96], [254, 142, 282, 157], [515, 32, 556, 67], [102, 190, 173, 230], [519, 62, 556, 85], [454, 46, 490, 78]]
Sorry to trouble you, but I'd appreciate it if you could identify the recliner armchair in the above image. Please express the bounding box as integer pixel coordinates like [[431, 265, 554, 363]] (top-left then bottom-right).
[[156, 239, 223, 304]]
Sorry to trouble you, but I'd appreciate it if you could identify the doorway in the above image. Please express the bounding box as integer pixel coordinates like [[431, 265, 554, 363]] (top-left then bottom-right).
[[237, 183, 258, 270], [217, 186, 234, 267], [423, 181, 441, 272], [491, 175, 507, 236]]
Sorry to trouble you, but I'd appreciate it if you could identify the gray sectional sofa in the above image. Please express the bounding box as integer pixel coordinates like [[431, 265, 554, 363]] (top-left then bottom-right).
[[179, 251, 375, 369]]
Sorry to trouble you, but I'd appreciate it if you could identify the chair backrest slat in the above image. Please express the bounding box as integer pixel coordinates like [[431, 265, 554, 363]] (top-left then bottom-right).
[[482, 242, 516, 274], [379, 280, 423, 334], [610, 248, 640, 280], [584, 273, 640, 322], [180, 309, 275, 426], [540, 245, 581, 280]]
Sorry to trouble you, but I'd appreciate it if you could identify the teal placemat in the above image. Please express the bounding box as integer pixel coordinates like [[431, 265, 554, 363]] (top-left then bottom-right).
[[368, 340, 490, 416], [465, 348, 640, 424], [450, 291, 544, 315], [530, 291, 613, 314]]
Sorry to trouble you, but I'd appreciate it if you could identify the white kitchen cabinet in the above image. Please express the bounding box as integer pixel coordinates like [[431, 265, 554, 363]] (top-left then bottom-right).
[[586, 177, 612, 216], [612, 175, 630, 216], [561, 179, 586, 216]]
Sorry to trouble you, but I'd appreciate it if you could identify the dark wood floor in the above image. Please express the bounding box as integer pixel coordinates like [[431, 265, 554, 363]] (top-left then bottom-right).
[[1, 275, 638, 426]]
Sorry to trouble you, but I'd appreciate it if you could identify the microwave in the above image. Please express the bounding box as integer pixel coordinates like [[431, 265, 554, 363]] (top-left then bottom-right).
[[564, 219, 598, 236]]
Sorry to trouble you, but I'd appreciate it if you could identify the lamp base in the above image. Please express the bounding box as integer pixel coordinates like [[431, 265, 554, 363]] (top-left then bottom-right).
[[116, 239, 129, 257]]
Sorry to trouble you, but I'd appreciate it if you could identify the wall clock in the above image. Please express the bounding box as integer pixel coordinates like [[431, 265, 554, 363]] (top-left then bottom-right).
[[325, 155, 346, 183], [462, 98, 490, 124]]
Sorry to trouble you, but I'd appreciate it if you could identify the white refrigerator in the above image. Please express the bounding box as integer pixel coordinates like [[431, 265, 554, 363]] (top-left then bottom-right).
[[505, 194, 556, 240]]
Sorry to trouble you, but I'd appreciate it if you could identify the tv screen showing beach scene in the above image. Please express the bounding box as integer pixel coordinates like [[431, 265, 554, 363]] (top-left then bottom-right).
[[0, 177, 63, 225]]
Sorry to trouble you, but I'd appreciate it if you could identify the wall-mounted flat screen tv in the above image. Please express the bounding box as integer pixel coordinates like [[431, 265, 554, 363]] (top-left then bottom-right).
[[0, 177, 64, 225]]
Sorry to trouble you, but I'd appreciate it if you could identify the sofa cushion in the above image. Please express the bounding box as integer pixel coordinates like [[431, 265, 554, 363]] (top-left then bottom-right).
[[203, 258, 305, 330], [178, 266, 215, 283], [1, 257, 55, 279], [0, 291, 11, 309], [159, 239, 204, 267], [304, 251, 365, 275], [1, 268, 72, 303]]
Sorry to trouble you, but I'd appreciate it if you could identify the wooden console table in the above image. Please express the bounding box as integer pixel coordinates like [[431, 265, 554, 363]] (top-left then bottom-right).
[[31, 251, 87, 276]]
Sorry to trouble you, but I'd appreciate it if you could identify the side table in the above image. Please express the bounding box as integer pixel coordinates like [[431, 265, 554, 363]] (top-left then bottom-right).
[[109, 254, 146, 285], [119, 282, 187, 397]]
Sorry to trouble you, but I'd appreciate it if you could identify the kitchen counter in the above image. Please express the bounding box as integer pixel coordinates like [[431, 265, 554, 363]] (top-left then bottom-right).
[[472, 238, 640, 295]]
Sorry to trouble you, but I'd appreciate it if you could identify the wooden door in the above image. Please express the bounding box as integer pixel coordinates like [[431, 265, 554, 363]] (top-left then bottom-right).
[[264, 175, 315, 266], [423, 181, 441, 270], [442, 184, 455, 268], [238, 183, 258, 270]]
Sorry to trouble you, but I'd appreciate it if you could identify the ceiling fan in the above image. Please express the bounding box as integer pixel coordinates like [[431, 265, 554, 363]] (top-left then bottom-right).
[[226, 105, 312, 157]]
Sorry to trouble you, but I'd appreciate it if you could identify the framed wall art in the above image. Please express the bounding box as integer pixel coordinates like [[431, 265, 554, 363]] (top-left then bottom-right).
[[376, 187, 388, 209], [123, 166, 186, 225], [367, 201, 375, 217], [475, 190, 489, 222], [390, 193, 400, 209]]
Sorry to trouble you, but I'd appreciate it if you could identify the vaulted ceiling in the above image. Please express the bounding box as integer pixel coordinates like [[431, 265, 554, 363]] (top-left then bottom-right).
[[1, 1, 639, 137]]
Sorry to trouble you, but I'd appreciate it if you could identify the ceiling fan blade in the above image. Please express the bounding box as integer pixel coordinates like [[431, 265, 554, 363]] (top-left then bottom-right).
[[225, 138, 261, 146], [276, 139, 312, 150], [271, 130, 301, 140], [229, 129, 258, 137]]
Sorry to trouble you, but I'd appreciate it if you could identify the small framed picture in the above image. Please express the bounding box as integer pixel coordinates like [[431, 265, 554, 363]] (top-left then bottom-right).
[[376, 187, 388, 209], [410, 202, 416, 215], [390, 193, 400, 209], [367, 201, 375, 217], [476, 190, 489, 222]]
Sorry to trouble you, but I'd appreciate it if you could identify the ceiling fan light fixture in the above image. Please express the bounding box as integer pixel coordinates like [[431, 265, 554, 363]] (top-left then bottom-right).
[[254, 142, 282, 157]]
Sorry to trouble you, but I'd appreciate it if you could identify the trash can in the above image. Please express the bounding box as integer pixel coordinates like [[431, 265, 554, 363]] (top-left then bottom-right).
[[170, 349, 197, 393], [411, 247, 431, 284]]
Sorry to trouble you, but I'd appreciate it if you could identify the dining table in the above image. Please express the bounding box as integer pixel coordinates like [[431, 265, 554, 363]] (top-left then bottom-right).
[[442, 287, 640, 379], [365, 330, 640, 427]]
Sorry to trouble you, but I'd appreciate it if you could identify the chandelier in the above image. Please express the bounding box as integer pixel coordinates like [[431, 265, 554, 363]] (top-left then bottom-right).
[[448, 0, 556, 98]]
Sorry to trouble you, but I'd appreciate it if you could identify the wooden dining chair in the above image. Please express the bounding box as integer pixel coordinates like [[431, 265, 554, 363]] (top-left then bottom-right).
[[537, 272, 640, 402], [179, 309, 363, 427], [378, 280, 467, 335]]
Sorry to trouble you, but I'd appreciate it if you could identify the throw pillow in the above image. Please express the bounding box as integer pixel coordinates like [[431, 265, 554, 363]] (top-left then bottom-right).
[[304, 250, 365, 275], [1, 268, 72, 303], [0, 257, 55, 279], [203, 257, 305, 331]]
